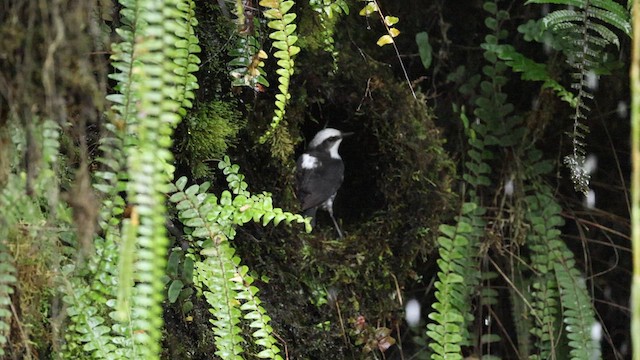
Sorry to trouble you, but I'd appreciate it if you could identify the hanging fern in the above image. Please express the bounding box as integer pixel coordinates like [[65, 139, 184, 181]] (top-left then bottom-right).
[[525, 196, 562, 359], [481, 43, 577, 107], [309, 0, 349, 71], [426, 203, 484, 359], [228, 0, 270, 90], [173, 0, 201, 116], [61, 0, 202, 358], [229, 35, 270, 89], [525, 0, 631, 194], [524, 187, 601, 359], [169, 157, 308, 359], [258, 0, 301, 143], [0, 120, 83, 358], [120, 0, 199, 355], [0, 231, 16, 357], [428, 1, 605, 358]]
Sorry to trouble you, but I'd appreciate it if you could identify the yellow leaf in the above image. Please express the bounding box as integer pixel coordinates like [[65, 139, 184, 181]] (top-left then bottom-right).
[[359, 3, 378, 16], [389, 27, 400, 37], [377, 34, 394, 46], [258, 50, 268, 59], [259, 0, 279, 8], [384, 16, 399, 26]]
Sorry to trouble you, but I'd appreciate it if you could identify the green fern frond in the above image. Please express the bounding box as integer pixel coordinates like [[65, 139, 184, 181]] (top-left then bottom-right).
[[309, 0, 349, 71], [94, 122, 127, 230], [61, 262, 126, 359], [198, 241, 245, 359], [121, 0, 197, 354], [426, 203, 484, 359], [553, 260, 601, 359], [3, 110, 121, 360], [482, 43, 577, 107], [234, 268, 284, 359], [173, 0, 201, 116], [527, 251, 560, 359], [168, 159, 307, 358], [61, 0, 203, 357], [229, 35, 270, 89], [524, 190, 565, 359], [526, 0, 630, 194], [527, 0, 630, 36], [228, 0, 270, 90], [0, 235, 16, 357], [258, 0, 301, 143], [525, 189, 600, 359]]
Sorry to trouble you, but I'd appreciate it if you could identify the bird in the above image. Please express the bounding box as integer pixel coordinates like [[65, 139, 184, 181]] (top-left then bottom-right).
[[296, 128, 352, 238]]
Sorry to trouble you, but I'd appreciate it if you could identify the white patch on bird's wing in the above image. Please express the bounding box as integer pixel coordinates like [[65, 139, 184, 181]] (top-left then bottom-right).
[[301, 154, 320, 169]]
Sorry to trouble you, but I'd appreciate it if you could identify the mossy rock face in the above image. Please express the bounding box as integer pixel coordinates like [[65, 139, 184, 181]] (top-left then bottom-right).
[[228, 25, 457, 360], [166, 1, 457, 358]]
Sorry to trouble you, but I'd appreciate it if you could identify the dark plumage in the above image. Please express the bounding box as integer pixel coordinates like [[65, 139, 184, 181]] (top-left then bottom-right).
[[296, 128, 352, 238]]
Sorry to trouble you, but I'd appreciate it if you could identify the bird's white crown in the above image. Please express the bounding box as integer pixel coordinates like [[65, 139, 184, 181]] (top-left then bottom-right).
[[309, 128, 343, 149]]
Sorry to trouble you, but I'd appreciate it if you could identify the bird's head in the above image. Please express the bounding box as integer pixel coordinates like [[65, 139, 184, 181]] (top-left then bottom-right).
[[308, 128, 353, 159]]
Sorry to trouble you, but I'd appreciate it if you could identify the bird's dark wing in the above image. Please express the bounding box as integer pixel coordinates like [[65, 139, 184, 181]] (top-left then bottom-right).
[[295, 154, 344, 211]]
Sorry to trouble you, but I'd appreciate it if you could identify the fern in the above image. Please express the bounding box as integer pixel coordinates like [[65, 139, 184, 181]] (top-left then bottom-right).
[[61, 262, 125, 359], [169, 157, 308, 358], [229, 35, 270, 89], [553, 261, 600, 359], [524, 187, 600, 359], [481, 43, 577, 107], [526, 0, 630, 194], [258, 0, 301, 143], [120, 0, 199, 355], [426, 203, 484, 359], [61, 0, 202, 358], [173, 0, 201, 115], [198, 241, 245, 359], [429, 1, 604, 358], [228, 0, 270, 90], [0, 230, 16, 357], [0, 120, 88, 357], [525, 195, 562, 359], [309, 0, 349, 71]]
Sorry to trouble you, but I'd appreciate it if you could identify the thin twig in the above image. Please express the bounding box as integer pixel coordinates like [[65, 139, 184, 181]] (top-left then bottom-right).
[[10, 300, 33, 359]]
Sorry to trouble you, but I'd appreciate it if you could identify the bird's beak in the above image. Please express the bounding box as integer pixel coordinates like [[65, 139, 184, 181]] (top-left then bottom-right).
[[341, 132, 354, 138]]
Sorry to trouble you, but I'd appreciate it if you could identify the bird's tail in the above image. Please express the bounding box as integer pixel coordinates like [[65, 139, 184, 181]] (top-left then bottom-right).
[[302, 207, 318, 228]]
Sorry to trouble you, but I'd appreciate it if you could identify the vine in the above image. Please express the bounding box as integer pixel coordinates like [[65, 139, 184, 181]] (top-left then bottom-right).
[[358, 0, 415, 99]]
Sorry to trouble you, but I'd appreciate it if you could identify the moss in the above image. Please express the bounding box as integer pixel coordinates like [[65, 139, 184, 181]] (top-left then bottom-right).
[[176, 100, 245, 179]]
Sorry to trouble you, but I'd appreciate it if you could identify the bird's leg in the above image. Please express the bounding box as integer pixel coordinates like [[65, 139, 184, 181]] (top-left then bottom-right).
[[328, 207, 343, 238]]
